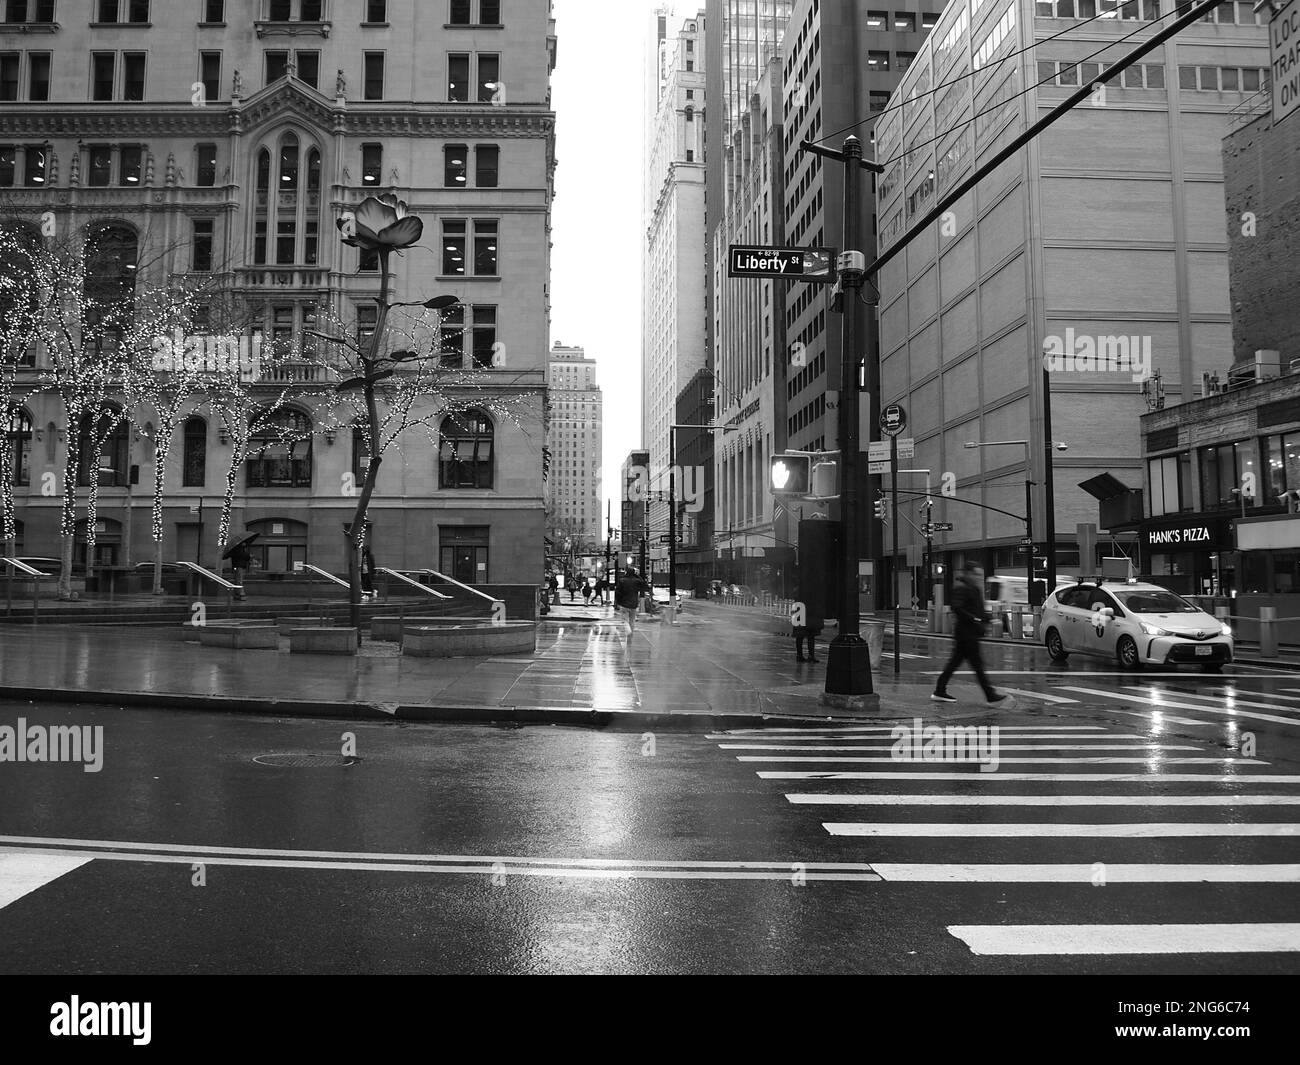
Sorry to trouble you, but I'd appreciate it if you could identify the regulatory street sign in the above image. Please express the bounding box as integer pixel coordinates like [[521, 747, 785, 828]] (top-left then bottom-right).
[[867, 441, 891, 462], [868, 460, 891, 474], [895, 437, 915, 460], [727, 245, 837, 282], [930, 521, 953, 532], [880, 404, 907, 436], [658, 534, 683, 544], [1019, 535, 1034, 545], [1270, 0, 1299, 126]]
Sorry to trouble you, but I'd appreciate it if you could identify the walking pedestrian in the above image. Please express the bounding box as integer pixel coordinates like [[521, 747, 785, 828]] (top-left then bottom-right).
[[932, 562, 1007, 705], [581, 578, 593, 605], [568, 573, 579, 602], [615, 566, 650, 641], [594, 576, 607, 605], [229, 542, 250, 601]]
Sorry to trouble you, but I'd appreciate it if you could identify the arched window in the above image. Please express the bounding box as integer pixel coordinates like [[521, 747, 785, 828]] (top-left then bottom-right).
[[182, 416, 207, 487], [438, 410, 494, 489], [0, 223, 40, 367], [5, 406, 32, 486], [246, 407, 312, 487], [76, 404, 129, 487], [253, 134, 322, 266], [84, 223, 138, 354]]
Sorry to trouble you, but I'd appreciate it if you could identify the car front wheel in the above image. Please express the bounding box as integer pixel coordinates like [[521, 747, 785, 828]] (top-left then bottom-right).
[[1117, 635, 1142, 670], [1045, 627, 1068, 662]]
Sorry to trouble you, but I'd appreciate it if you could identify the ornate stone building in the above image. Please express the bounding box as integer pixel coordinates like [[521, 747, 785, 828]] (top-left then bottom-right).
[[1, 0, 557, 584]]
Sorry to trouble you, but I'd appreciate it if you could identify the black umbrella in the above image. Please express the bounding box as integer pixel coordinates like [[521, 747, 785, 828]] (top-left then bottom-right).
[[221, 533, 260, 560]]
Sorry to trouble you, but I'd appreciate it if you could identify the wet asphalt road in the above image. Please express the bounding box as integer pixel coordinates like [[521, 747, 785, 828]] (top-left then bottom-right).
[[1, 655, 1299, 975]]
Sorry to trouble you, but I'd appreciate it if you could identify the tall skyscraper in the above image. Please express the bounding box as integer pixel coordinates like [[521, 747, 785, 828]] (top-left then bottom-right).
[[643, 7, 707, 566], [545, 343, 603, 549]]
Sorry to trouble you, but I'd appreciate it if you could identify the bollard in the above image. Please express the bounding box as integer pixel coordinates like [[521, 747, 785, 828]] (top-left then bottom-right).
[[1260, 606, 1278, 658]]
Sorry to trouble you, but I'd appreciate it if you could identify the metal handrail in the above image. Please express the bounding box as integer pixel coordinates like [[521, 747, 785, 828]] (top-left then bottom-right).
[[174, 561, 239, 591], [378, 567, 452, 599], [302, 563, 349, 589], [1, 557, 43, 576], [420, 568, 501, 604]]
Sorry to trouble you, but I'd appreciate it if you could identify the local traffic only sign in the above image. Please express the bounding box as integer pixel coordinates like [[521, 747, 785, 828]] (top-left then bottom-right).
[[727, 245, 837, 283], [1271, 0, 1299, 126]]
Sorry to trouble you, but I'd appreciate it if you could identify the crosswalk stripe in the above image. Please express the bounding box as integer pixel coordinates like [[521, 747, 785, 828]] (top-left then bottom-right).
[[948, 923, 1300, 955], [877, 864, 1300, 883], [785, 793, 1300, 806], [737, 756, 1262, 764], [0, 852, 92, 911], [1122, 686, 1300, 717], [720, 743, 1201, 752], [997, 687, 1080, 704], [1058, 686, 1300, 727], [824, 822, 1300, 837], [757, 771, 1300, 782]]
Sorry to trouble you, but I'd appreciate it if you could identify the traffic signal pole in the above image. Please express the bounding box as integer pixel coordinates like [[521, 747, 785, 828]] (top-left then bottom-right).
[[799, 134, 881, 700], [891, 433, 900, 675]]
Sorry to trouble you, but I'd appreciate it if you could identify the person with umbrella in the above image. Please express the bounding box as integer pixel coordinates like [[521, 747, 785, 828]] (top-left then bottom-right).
[[222, 534, 258, 602]]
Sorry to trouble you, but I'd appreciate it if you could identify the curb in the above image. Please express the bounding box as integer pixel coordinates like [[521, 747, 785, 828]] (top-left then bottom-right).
[[0, 683, 908, 731]]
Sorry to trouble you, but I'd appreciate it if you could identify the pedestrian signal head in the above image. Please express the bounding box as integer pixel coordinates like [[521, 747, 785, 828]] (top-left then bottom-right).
[[770, 453, 811, 495]]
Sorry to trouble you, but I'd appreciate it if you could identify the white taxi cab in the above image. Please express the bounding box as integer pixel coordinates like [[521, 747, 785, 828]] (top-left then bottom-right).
[[1041, 580, 1233, 672]]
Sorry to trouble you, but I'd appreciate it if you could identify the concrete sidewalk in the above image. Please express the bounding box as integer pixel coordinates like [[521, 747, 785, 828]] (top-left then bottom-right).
[[0, 606, 958, 728]]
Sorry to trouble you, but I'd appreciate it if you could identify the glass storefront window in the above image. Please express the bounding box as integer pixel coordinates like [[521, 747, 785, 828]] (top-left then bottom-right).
[[1262, 432, 1300, 500], [1148, 452, 1192, 516], [1198, 440, 1253, 511]]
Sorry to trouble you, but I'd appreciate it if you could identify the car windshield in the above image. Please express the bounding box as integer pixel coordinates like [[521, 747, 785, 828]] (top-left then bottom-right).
[[1113, 589, 1199, 613]]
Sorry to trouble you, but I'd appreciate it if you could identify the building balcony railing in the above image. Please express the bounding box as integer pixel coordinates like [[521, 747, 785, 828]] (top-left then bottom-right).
[[234, 267, 328, 290]]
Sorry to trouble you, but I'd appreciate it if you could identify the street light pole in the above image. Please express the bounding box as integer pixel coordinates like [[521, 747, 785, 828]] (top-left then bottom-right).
[[669, 422, 737, 624]]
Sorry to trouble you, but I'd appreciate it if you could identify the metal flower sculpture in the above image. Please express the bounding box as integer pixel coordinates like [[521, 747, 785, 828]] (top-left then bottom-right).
[[335, 193, 424, 251]]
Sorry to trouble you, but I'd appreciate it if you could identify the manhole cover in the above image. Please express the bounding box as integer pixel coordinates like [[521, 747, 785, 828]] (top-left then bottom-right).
[[253, 753, 357, 768]]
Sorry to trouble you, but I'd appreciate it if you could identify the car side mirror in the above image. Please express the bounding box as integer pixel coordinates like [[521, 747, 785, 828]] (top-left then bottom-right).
[[1103, 607, 1115, 618]]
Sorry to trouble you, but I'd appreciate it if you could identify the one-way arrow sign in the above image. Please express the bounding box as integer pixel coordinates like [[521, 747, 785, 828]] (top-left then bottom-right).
[[728, 245, 837, 283]]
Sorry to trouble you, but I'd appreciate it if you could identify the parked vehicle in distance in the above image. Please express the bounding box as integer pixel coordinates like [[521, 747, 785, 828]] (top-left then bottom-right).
[[1040, 579, 1233, 672]]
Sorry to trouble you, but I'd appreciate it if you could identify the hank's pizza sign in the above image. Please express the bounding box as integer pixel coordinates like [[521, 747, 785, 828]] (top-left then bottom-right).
[[1143, 520, 1229, 548]]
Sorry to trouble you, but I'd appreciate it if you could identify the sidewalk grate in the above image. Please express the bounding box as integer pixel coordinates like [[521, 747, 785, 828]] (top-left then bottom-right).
[[253, 753, 357, 768]]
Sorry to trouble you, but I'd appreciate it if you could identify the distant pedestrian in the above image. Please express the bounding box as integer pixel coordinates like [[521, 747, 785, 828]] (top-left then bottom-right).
[[790, 583, 823, 664], [360, 548, 376, 599], [615, 566, 650, 640], [568, 573, 580, 602], [581, 578, 593, 604], [933, 562, 1007, 705], [594, 576, 607, 604], [229, 542, 250, 601]]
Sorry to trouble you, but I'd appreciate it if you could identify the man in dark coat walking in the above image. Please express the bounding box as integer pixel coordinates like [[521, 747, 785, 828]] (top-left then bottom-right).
[[615, 566, 650, 641], [933, 562, 1006, 704]]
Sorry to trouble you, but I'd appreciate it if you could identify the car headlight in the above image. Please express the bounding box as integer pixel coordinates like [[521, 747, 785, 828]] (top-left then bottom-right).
[[1220, 623, 1232, 637], [1140, 623, 1172, 636]]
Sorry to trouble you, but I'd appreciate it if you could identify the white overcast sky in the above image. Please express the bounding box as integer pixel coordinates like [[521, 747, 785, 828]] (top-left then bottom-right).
[[550, 0, 689, 524]]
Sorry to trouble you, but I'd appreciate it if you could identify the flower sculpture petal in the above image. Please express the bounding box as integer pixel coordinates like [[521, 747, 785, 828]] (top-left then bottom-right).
[[336, 195, 424, 251]]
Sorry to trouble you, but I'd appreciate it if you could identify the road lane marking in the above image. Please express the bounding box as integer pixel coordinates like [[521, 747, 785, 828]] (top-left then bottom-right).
[[877, 864, 1300, 883], [0, 852, 92, 911], [720, 744, 1201, 752], [757, 771, 1300, 782], [948, 923, 1300, 955], [710, 732, 1147, 742], [786, 793, 1300, 806], [824, 822, 1300, 837], [737, 756, 1263, 764], [1058, 686, 1300, 728], [710, 725, 1115, 737]]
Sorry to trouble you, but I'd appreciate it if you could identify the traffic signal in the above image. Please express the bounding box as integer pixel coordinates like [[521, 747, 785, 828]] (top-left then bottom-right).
[[809, 459, 838, 499], [873, 495, 888, 521], [770, 453, 811, 495]]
